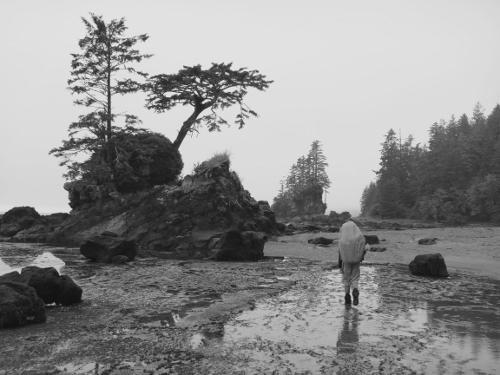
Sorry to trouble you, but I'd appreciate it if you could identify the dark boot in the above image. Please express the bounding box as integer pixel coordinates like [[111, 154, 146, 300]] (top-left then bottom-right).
[[352, 288, 359, 305], [344, 293, 351, 305]]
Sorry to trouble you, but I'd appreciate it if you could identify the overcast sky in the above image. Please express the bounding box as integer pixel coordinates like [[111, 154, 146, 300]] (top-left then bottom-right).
[[1, 0, 500, 214]]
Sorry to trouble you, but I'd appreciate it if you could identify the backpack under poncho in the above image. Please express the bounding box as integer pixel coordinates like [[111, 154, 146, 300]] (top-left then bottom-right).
[[339, 221, 366, 263]]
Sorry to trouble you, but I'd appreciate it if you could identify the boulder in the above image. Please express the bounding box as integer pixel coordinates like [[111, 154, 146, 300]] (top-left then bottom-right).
[[0, 206, 40, 236], [80, 232, 137, 263], [308, 237, 334, 246], [0, 282, 46, 328], [21, 267, 61, 304], [214, 230, 267, 261], [56, 275, 83, 306], [0, 271, 24, 283], [364, 235, 380, 245], [409, 253, 449, 277], [20, 266, 82, 305], [418, 238, 437, 245]]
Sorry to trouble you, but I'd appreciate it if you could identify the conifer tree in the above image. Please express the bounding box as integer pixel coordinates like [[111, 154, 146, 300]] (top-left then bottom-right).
[[50, 14, 151, 179]]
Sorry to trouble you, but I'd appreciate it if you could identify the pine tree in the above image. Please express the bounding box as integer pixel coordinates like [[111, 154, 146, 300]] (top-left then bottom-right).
[[307, 140, 331, 191], [50, 14, 151, 179]]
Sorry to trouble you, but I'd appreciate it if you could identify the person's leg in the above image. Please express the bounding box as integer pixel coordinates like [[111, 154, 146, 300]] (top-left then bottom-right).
[[351, 263, 361, 305], [342, 262, 352, 304]]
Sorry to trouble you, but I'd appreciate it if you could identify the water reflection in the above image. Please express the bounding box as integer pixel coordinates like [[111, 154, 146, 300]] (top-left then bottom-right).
[[336, 308, 359, 354]]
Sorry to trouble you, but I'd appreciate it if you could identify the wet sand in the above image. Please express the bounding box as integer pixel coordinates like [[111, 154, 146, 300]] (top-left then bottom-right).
[[266, 226, 500, 279], [1, 226, 499, 374]]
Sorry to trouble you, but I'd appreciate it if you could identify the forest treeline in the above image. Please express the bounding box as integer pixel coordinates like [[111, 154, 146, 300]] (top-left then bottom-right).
[[272, 140, 330, 218], [361, 103, 500, 224]]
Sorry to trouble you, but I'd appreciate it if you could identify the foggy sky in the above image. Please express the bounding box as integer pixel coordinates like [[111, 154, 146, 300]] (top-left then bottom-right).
[[1, 0, 500, 214]]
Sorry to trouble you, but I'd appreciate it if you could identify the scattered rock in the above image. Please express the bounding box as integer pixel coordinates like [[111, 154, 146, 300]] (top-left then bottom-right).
[[308, 237, 334, 246], [20, 267, 61, 304], [364, 235, 380, 245], [20, 266, 82, 305], [0, 282, 46, 328], [56, 275, 83, 306], [214, 230, 267, 261], [418, 238, 438, 245], [80, 232, 137, 263], [304, 224, 321, 232], [409, 253, 449, 277], [369, 246, 387, 252]]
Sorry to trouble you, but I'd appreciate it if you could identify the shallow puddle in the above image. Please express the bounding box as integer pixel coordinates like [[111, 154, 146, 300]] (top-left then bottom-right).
[[196, 266, 500, 374]]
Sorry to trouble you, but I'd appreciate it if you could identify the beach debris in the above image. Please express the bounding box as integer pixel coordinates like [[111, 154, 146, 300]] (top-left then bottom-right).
[[409, 253, 449, 277]]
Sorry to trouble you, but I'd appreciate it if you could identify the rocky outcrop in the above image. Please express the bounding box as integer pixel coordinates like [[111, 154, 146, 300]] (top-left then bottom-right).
[[20, 266, 82, 305], [80, 232, 137, 263], [0, 207, 69, 242], [0, 282, 46, 328], [2, 158, 277, 261], [0, 207, 40, 237], [50, 158, 277, 258], [409, 253, 449, 277]]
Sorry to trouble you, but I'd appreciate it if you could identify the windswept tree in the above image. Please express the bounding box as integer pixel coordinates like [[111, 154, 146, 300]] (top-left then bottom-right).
[[50, 14, 151, 178], [146, 63, 273, 149]]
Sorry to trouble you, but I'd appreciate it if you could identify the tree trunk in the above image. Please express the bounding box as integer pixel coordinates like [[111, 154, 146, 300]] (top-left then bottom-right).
[[173, 107, 203, 149]]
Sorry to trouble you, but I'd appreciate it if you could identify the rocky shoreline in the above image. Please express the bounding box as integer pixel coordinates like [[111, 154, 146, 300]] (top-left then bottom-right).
[[0, 159, 279, 260]]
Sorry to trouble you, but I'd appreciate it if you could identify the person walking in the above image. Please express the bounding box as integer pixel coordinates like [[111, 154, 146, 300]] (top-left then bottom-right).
[[338, 220, 366, 305]]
